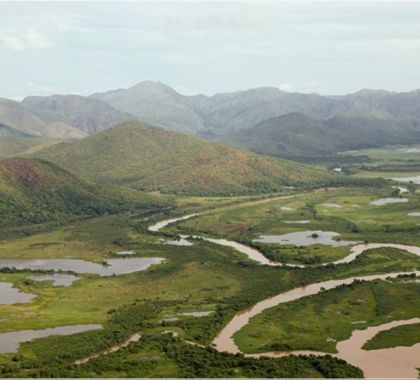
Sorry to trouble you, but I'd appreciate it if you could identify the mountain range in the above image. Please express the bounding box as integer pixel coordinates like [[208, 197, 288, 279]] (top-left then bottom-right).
[[1, 82, 420, 160]]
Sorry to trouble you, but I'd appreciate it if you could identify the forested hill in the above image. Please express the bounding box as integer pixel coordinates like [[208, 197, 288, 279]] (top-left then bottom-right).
[[0, 158, 171, 227], [33, 120, 338, 196]]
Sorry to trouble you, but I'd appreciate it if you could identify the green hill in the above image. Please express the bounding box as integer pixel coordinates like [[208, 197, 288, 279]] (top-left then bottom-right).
[[0, 158, 171, 227], [34, 120, 336, 195]]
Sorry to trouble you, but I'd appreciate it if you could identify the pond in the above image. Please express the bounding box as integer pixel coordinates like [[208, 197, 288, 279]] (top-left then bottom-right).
[[0, 282, 35, 304], [0, 258, 164, 277], [29, 274, 80, 287], [253, 231, 357, 247], [0, 324, 102, 354], [370, 198, 408, 206]]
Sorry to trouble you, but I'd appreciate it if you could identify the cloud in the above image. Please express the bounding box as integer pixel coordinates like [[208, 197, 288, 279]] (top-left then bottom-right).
[[0, 30, 52, 51]]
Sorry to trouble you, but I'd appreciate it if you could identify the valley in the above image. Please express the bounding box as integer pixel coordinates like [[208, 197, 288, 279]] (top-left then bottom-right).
[[0, 178, 419, 377], [0, 109, 419, 378], [2, 1, 420, 377]]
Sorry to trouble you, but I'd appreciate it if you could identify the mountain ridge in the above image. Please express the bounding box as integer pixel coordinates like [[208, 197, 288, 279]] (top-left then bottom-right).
[[2, 81, 420, 160]]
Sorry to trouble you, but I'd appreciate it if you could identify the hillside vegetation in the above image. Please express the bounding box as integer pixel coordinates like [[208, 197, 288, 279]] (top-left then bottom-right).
[[226, 112, 419, 159], [0, 136, 62, 158], [34, 120, 337, 195], [0, 158, 171, 227]]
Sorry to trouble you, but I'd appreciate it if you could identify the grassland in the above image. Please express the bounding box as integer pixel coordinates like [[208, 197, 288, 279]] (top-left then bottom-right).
[[167, 186, 420, 264]]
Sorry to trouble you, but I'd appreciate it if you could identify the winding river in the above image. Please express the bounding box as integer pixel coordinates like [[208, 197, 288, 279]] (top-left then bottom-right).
[[148, 210, 420, 269], [149, 205, 420, 378], [212, 270, 420, 354]]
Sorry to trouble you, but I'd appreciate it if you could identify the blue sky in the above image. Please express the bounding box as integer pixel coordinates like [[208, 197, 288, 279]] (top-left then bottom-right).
[[1, 1, 420, 99]]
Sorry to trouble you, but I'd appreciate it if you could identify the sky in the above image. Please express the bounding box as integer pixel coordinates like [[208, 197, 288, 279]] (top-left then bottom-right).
[[1, 1, 420, 99]]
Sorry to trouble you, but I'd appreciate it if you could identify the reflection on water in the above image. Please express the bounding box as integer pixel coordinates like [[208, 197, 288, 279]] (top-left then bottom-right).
[[0, 324, 102, 353], [253, 231, 357, 247], [0, 258, 164, 277]]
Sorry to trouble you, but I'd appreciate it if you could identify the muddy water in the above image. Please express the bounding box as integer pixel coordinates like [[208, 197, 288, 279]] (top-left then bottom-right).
[[148, 214, 200, 232], [212, 270, 420, 355], [0, 324, 102, 353], [0, 282, 35, 304], [332, 242, 420, 265], [246, 319, 420, 378], [336, 318, 420, 378], [198, 237, 291, 267]]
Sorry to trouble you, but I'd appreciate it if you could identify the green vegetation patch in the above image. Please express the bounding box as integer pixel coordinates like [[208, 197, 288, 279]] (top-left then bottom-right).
[[234, 278, 420, 354], [363, 322, 420, 350]]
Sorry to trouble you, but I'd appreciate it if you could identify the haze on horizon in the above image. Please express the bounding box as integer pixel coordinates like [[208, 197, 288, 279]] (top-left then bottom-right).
[[1, 1, 420, 99]]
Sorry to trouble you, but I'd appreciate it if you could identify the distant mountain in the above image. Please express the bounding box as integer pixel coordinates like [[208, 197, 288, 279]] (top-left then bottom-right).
[[186, 87, 340, 132], [91, 81, 205, 134], [0, 157, 171, 227], [33, 120, 335, 195], [22, 94, 134, 134], [0, 94, 133, 140], [90, 82, 420, 158], [0, 98, 86, 139]]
